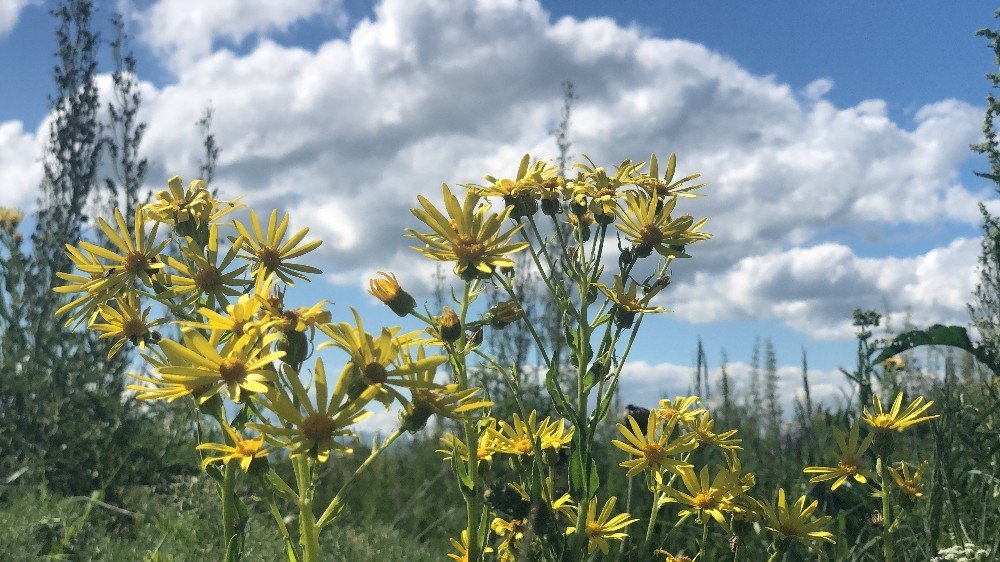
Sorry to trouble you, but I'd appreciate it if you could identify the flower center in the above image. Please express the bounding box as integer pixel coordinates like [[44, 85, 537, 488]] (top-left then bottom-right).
[[453, 236, 485, 263], [257, 246, 281, 271], [638, 225, 664, 247], [837, 459, 859, 475], [362, 362, 388, 385], [514, 438, 533, 455], [195, 265, 223, 292], [235, 439, 263, 457], [869, 414, 896, 430], [777, 522, 802, 538], [218, 357, 248, 384], [691, 490, 720, 510], [124, 251, 149, 275], [658, 407, 679, 421], [301, 413, 336, 443], [585, 522, 604, 537], [642, 443, 667, 465], [121, 317, 147, 339]]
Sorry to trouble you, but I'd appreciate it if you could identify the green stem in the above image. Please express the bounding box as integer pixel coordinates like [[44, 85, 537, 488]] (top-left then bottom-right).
[[316, 428, 405, 529], [766, 547, 781, 562], [877, 457, 895, 562], [222, 461, 238, 550], [642, 490, 662, 557], [294, 456, 320, 562], [699, 521, 709, 560]]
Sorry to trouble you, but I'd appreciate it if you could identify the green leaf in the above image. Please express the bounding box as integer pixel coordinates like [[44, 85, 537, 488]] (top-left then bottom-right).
[[875, 324, 998, 374], [588, 459, 600, 499], [569, 448, 585, 495]]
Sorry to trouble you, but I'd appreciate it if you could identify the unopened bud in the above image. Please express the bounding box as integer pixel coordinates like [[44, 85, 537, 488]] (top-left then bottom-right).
[[438, 307, 462, 344]]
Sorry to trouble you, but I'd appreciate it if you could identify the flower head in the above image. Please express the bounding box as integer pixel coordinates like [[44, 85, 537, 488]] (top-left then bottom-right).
[[196, 424, 269, 472], [863, 392, 938, 433], [803, 421, 875, 490], [565, 495, 638, 555], [889, 461, 928, 501], [758, 488, 835, 549], [234, 209, 322, 285], [145, 176, 212, 225], [614, 191, 710, 259], [368, 271, 416, 317], [252, 358, 375, 462], [407, 184, 528, 280], [612, 412, 696, 477], [660, 465, 742, 530], [91, 291, 166, 357]]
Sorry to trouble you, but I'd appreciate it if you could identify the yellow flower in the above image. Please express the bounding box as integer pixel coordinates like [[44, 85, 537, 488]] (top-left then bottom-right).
[[401, 352, 491, 432], [368, 271, 416, 317], [862, 392, 938, 433], [54, 245, 112, 327], [612, 413, 696, 477], [638, 153, 707, 200], [803, 421, 875, 491], [660, 465, 742, 530], [653, 549, 697, 562], [63, 207, 167, 301], [145, 176, 212, 225], [252, 358, 375, 462], [320, 309, 445, 407], [163, 225, 247, 307], [573, 158, 643, 222], [488, 410, 573, 458], [437, 427, 500, 465], [196, 424, 269, 472], [234, 209, 322, 285], [881, 356, 905, 370], [656, 396, 705, 427], [407, 184, 528, 280], [758, 488, 835, 548], [491, 516, 526, 561], [187, 291, 266, 335], [596, 274, 666, 328], [690, 412, 742, 453], [447, 529, 492, 562], [91, 291, 166, 358], [155, 329, 284, 403], [888, 461, 927, 501], [614, 191, 710, 259], [565, 495, 638, 555], [0, 206, 25, 230]]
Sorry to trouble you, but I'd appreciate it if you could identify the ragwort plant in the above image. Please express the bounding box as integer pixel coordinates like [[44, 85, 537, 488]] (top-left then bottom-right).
[[54, 177, 487, 562]]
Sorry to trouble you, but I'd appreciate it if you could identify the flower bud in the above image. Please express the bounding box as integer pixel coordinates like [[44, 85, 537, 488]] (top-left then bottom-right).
[[368, 272, 416, 317], [401, 399, 434, 433], [540, 197, 560, 216], [438, 307, 462, 344]]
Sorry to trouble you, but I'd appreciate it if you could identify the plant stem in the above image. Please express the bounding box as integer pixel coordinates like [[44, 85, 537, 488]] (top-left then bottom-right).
[[699, 521, 709, 560], [293, 455, 320, 562], [222, 461, 239, 556], [765, 548, 781, 562], [641, 490, 662, 557], [877, 457, 895, 562]]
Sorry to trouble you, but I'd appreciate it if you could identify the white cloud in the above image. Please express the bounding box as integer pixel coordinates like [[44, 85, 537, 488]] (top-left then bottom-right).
[[0, 0, 37, 36], [0, 120, 42, 206], [668, 237, 982, 339], [3, 0, 992, 342], [618, 359, 846, 416], [137, 0, 345, 71]]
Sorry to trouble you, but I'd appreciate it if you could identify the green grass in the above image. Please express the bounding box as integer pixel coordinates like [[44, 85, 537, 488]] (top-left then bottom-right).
[[0, 480, 441, 561]]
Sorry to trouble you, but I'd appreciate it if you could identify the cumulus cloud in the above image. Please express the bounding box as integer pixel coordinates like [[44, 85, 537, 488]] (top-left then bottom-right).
[[0, 0, 37, 36], [1, 0, 988, 341], [137, 0, 345, 71], [0, 120, 42, 206], [668, 237, 982, 339]]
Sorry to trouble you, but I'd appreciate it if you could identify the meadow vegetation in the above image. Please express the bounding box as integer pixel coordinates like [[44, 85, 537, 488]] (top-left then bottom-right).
[[1, 2, 998, 561]]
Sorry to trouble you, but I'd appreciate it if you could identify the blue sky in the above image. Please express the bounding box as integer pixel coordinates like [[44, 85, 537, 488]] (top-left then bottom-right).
[[2, 0, 998, 424]]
